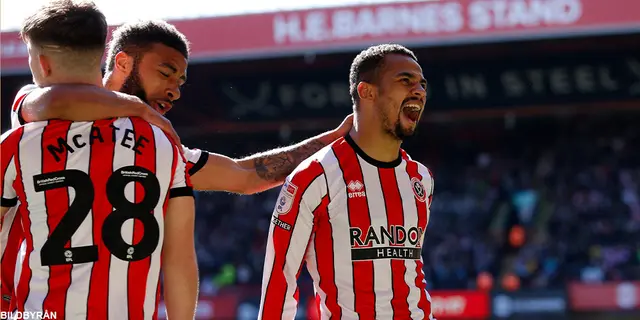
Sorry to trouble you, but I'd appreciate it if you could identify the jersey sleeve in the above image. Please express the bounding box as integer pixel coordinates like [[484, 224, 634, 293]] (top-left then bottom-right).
[[258, 160, 327, 320], [418, 163, 434, 208], [1, 130, 20, 208], [181, 145, 208, 176], [10, 84, 38, 129], [169, 144, 195, 199]]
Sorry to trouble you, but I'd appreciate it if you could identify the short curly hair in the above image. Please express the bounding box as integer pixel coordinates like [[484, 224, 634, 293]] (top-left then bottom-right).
[[105, 20, 190, 71]]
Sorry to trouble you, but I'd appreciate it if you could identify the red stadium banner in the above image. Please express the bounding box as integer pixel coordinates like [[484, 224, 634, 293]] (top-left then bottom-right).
[[2, 0, 640, 74], [430, 290, 490, 318], [568, 281, 640, 311]]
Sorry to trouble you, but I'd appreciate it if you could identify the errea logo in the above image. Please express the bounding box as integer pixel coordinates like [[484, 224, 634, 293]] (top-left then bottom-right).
[[347, 180, 366, 198]]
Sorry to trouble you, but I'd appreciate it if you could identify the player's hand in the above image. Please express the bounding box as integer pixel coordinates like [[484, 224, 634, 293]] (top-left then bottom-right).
[[141, 106, 182, 149], [334, 113, 354, 137]]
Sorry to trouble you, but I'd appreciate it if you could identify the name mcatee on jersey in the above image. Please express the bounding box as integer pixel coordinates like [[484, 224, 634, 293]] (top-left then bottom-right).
[[46, 123, 150, 162]]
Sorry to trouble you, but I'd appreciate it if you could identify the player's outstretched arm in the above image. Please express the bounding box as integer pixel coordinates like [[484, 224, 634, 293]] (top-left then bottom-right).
[[162, 196, 198, 320], [16, 84, 181, 145], [189, 114, 353, 194]]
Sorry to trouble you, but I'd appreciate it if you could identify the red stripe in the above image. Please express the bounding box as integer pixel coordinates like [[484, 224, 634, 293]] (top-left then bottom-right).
[[41, 120, 73, 317], [128, 118, 157, 320], [260, 160, 324, 319], [332, 140, 376, 319], [87, 119, 116, 320], [11, 92, 28, 112], [1, 214, 23, 312], [403, 155, 431, 316], [12, 127, 34, 313], [1, 127, 22, 197], [378, 167, 410, 319], [312, 194, 341, 319], [1, 129, 23, 312]]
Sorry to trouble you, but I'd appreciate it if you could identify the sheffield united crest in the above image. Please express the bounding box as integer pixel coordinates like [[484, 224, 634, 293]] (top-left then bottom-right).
[[411, 177, 426, 202]]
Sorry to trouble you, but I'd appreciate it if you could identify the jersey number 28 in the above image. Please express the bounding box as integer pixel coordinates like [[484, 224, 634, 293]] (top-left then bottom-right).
[[33, 166, 161, 266]]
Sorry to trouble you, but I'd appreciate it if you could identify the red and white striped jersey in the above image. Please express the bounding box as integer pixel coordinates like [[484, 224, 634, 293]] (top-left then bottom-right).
[[2, 85, 36, 313], [0, 201, 22, 312], [0, 116, 193, 320], [259, 135, 435, 320], [1, 85, 208, 315]]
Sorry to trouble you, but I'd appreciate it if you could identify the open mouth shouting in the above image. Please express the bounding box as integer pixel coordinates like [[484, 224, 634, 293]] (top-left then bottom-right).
[[400, 100, 423, 124]]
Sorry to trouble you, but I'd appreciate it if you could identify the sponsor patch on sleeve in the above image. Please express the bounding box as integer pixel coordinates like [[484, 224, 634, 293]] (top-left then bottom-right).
[[275, 180, 297, 215], [271, 216, 292, 231]]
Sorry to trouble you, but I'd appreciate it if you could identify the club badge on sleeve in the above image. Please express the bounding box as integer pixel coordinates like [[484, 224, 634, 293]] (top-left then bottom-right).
[[275, 180, 297, 215], [411, 177, 426, 202]]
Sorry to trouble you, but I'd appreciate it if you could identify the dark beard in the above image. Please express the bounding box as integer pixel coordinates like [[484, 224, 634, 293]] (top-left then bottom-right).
[[381, 110, 416, 141], [119, 62, 147, 103]]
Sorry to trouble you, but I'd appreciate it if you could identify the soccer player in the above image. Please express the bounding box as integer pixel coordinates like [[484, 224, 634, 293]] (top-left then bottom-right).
[[0, 1, 198, 319], [258, 44, 435, 320], [2, 19, 352, 313]]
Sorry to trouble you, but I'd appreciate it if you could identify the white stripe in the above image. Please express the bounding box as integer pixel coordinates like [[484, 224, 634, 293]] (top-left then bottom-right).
[[108, 118, 135, 319], [257, 215, 277, 319], [64, 122, 93, 318], [142, 126, 172, 320], [281, 175, 324, 319], [2, 153, 18, 201], [358, 157, 394, 319], [304, 236, 330, 318], [323, 149, 357, 319], [21, 124, 49, 312], [395, 161, 424, 320], [14, 240, 26, 297]]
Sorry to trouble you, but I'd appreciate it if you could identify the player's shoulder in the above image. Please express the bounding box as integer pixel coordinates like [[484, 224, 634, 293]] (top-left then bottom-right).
[[2, 121, 49, 142], [16, 84, 38, 96], [1, 126, 23, 143], [401, 149, 433, 179], [289, 138, 343, 179]]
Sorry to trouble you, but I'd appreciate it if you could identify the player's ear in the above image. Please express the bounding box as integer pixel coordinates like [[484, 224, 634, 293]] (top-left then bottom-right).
[[114, 51, 134, 75], [38, 54, 52, 77], [357, 81, 376, 102]]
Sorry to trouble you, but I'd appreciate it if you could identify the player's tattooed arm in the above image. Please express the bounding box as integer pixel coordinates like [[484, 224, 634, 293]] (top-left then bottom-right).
[[250, 138, 326, 182], [189, 114, 353, 194], [243, 115, 352, 187]]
